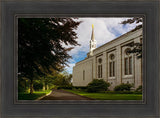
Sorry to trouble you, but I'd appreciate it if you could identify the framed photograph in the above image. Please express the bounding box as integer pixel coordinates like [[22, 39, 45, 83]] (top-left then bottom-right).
[[1, 0, 159, 118], [16, 16, 144, 104]]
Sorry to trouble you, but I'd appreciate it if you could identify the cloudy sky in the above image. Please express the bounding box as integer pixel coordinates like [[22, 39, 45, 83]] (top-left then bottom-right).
[[64, 17, 138, 74]]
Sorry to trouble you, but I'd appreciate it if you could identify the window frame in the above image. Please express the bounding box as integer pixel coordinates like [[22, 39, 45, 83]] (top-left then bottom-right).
[[124, 49, 133, 76], [97, 58, 102, 78], [109, 54, 115, 77]]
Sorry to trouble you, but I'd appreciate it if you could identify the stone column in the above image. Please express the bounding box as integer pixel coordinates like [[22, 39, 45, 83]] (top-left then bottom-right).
[[93, 56, 97, 79], [116, 45, 122, 85], [134, 37, 142, 88], [103, 51, 107, 81]]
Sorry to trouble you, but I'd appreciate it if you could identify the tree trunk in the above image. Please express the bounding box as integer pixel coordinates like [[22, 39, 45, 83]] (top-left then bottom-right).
[[30, 79, 34, 94], [45, 83, 47, 90], [46, 85, 49, 90], [25, 80, 27, 92], [44, 81, 48, 90], [43, 82, 45, 91]]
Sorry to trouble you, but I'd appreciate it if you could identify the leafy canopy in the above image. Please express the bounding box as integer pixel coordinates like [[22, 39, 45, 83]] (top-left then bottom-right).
[[18, 18, 81, 79]]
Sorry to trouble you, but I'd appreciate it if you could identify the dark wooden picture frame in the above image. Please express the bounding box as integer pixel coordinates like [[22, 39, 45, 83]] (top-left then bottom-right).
[[1, 0, 159, 117], [15, 15, 144, 104]]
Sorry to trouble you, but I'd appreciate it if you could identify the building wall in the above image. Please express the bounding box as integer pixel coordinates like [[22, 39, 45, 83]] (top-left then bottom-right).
[[72, 58, 93, 86], [72, 28, 142, 90]]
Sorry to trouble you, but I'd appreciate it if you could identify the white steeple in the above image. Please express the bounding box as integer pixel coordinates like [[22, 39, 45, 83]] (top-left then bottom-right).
[[89, 24, 97, 56]]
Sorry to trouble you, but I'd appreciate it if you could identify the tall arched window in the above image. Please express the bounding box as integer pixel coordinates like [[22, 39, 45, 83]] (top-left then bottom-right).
[[124, 48, 132, 75], [109, 54, 115, 77], [98, 58, 102, 78]]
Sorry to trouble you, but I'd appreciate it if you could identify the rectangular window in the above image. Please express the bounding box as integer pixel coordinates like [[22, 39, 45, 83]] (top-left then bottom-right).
[[109, 61, 115, 77], [113, 61, 115, 77], [129, 57, 132, 74], [98, 65, 100, 78], [100, 65, 102, 78], [109, 62, 112, 77], [125, 58, 128, 75], [98, 65, 102, 78], [83, 70, 85, 80]]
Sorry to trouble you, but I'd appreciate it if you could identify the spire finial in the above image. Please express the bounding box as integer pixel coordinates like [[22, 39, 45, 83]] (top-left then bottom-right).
[[92, 24, 94, 29], [91, 24, 95, 41]]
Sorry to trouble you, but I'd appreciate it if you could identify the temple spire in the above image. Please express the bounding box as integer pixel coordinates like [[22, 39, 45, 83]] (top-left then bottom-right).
[[91, 24, 95, 41], [89, 24, 96, 56]]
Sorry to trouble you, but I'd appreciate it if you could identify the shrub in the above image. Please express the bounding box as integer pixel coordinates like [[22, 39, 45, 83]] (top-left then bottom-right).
[[57, 86, 73, 90], [86, 79, 110, 93], [114, 83, 133, 91], [106, 91, 142, 94], [18, 86, 26, 93], [135, 85, 142, 92], [18, 78, 29, 92], [106, 91, 134, 94], [49, 85, 58, 90], [74, 86, 87, 90]]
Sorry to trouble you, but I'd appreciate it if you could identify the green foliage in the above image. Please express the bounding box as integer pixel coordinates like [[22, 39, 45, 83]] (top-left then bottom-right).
[[125, 41, 142, 59], [86, 79, 110, 93], [57, 86, 73, 90], [18, 80, 26, 92], [18, 90, 51, 100], [121, 17, 142, 31], [114, 83, 133, 91], [73, 86, 87, 90], [18, 18, 81, 94], [105, 91, 142, 94], [33, 81, 43, 91], [53, 72, 72, 87], [18, 18, 81, 78], [18, 77, 30, 92], [18, 85, 26, 93], [135, 85, 142, 92], [49, 85, 58, 90]]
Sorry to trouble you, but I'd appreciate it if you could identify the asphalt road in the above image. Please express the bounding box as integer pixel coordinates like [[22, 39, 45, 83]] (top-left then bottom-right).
[[40, 89, 93, 100]]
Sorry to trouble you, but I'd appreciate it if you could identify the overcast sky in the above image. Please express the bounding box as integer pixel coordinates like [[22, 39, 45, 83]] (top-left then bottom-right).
[[64, 17, 138, 74]]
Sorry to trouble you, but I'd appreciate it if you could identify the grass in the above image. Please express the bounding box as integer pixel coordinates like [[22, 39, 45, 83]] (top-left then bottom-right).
[[64, 89, 142, 100], [18, 90, 52, 100]]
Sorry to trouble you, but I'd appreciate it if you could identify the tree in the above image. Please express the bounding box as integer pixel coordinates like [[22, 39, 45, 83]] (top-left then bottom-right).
[[53, 71, 72, 87], [121, 17, 143, 58], [18, 18, 81, 94]]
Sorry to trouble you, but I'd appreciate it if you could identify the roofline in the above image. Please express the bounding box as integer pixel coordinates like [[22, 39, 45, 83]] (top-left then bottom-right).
[[75, 56, 93, 65], [77, 28, 142, 65], [91, 28, 142, 54]]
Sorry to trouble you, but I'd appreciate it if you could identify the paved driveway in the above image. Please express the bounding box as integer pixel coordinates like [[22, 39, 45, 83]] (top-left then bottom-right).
[[40, 89, 93, 100]]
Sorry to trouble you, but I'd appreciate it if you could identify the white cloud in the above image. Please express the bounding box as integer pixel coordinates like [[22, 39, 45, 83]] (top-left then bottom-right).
[[67, 17, 138, 56], [64, 63, 75, 74], [63, 17, 139, 74]]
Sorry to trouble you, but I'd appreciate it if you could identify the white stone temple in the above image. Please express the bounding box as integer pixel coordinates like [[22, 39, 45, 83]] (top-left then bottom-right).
[[72, 25, 142, 90]]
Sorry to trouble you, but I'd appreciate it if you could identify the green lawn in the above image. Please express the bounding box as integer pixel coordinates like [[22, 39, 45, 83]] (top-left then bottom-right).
[[18, 90, 52, 100], [64, 89, 142, 100]]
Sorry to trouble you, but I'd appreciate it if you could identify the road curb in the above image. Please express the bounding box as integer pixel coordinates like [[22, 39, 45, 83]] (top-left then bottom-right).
[[35, 91, 52, 100]]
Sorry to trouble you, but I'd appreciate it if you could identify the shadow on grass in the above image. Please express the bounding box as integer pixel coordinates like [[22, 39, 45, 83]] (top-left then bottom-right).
[[18, 90, 51, 100]]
